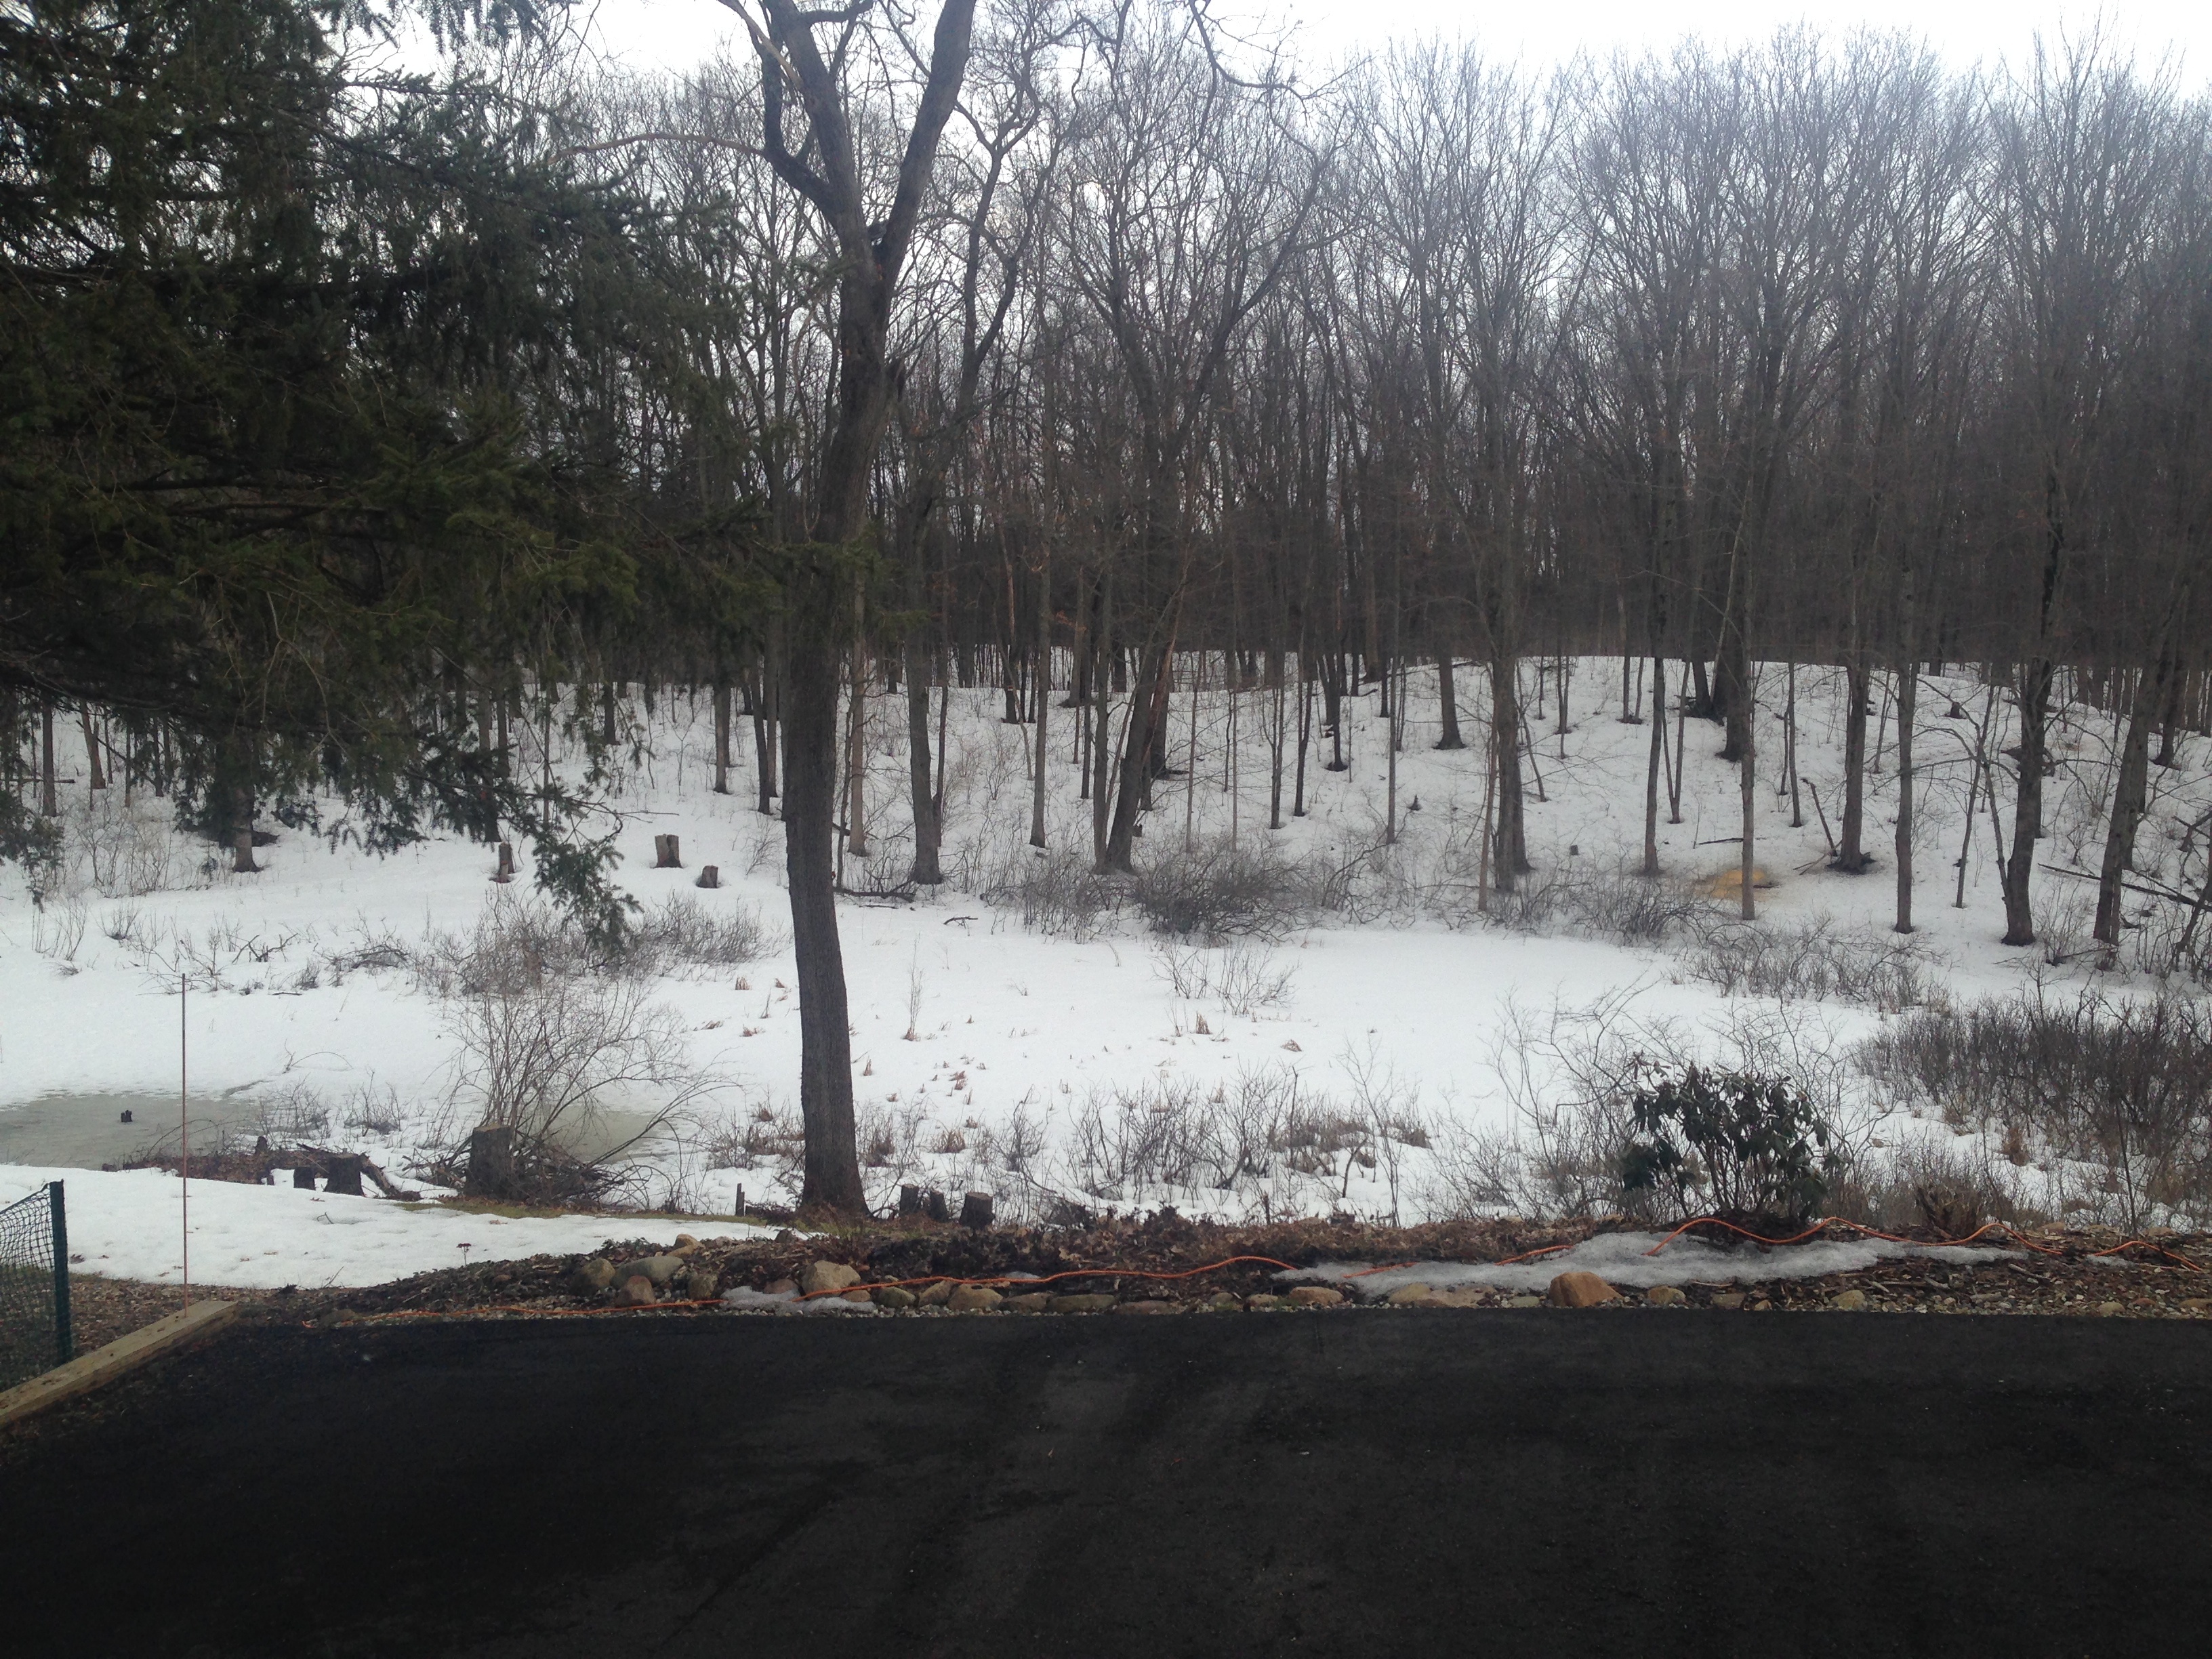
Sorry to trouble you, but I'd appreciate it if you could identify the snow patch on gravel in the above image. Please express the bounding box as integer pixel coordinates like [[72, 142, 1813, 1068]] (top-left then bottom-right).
[[1285, 1231, 2025, 1296]]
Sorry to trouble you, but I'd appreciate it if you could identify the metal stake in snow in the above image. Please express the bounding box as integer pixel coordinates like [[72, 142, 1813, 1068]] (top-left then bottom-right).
[[180, 971, 190, 1307]]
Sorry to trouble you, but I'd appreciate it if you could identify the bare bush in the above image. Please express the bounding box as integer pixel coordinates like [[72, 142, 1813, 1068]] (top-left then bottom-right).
[[443, 961, 724, 1207], [981, 846, 1114, 939], [1149, 939, 1296, 1016], [625, 893, 775, 973], [1859, 987, 2212, 1229], [1435, 855, 1704, 946], [1690, 915, 1930, 1010], [1127, 834, 1319, 940]]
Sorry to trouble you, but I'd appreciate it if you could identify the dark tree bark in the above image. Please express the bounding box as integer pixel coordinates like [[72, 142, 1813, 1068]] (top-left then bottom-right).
[[739, 0, 979, 1218]]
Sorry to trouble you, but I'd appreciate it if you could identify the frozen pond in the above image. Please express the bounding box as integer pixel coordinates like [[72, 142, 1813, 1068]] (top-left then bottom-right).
[[0, 1090, 274, 1170]]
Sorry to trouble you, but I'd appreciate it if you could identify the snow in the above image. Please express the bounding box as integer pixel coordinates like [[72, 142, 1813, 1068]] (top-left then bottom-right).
[[1284, 1231, 2026, 1296], [0, 1162, 768, 1289], [3, 656, 2201, 1286]]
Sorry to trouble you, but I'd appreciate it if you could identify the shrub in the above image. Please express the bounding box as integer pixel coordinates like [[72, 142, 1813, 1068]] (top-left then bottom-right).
[[982, 847, 1113, 940], [1690, 915, 1929, 1009], [1127, 834, 1315, 940], [1618, 1063, 1841, 1229]]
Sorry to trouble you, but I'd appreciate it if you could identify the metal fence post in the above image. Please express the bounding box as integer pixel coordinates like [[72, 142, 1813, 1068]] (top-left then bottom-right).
[[49, 1181, 71, 1364]]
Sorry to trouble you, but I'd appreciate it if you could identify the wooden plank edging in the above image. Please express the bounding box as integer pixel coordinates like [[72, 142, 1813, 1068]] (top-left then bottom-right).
[[0, 1299, 240, 1429]]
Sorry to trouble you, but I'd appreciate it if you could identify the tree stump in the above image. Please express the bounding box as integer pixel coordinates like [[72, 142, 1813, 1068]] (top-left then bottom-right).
[[653, 834, 682, 868], [493, 841, 516, 883], [465, 1124, 516, 1200], [293, 1168, 317, 1189], [695, 864, 720, 889], [323, 1155, 365, 1197], [898, 1183, 923, 1216], [960, 1191, 995, 1231], [924, 1189, 951, 1223]]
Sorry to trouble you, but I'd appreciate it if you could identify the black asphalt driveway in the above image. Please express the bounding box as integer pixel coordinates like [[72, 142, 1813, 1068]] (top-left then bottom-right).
[[5, 1310, 2207, 1656]]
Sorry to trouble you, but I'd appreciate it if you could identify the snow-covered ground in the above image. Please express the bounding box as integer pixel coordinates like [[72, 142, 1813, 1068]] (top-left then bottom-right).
[[3, 656, 2203, 1284]]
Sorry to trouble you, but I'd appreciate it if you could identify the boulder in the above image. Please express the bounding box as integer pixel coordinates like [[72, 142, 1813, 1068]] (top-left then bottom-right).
[[683, 1271, 719, 1302], [1547, 1271, 1620, 1309], [1048, 1293, 1118, 1314], [572, 1257, 616, 1294], [1711, 1291, 1747, 1309], [1287, 1286, 1344, 1308], [1005, 1292, 1053, 1313], [796, 1261, 862, 1296], [614, 1275, 657, 1307], [1385, 1284, 1437, 1306], [918, 1279, 954, 1307], [947, 1285, 1003, 1313], [620, 1254, 684, 1287], [1644, 1285, 1687, 1307], [1828, 1288, 1868, 1312], [873, 1286, 918, 1310]]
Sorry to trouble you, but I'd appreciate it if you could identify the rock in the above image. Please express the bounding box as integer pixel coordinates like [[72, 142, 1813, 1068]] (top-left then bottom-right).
[[1114, 1298, 1180, 1314], [1048, 1293, 1118, 1313], [918, 1279, 953, 1307], [874, 1286, 918, 1309], [1244, 1294, 1286, 1311], [2181, 1297, 2211, 1313], [796, 1261, 861, 1296], [620, 1254, 684, 1287], [1385, 1284, 1436, 1305], [1005, 1292, 1053, 1313], [1432, 1287, 1488, 1309], [1287, 1286, 1343, 1307], [614, 1275, 657, 1307], [2098, 1300, 2126, 1317], [673, 1233, 699, 1252], [764, 1278, 798, 1296], [683, 1270, 719, 1302], [572, 1257, 616, 1294], [1829, 1288, 1868, 1311], [1711, 1292, 1746, 1309], [840, 1289, 873, 1303], [1505, 1294, 1543, 1309], [1547, 1271, 1619, 1309], [947, 1284, 1003, 1313], [1199, 1292, 1242, 1312], [1645, 1285, 1687, 1307]]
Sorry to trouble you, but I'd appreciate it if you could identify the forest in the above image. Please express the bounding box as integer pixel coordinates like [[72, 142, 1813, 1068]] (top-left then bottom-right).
[[6, 0, 2212, 1223]]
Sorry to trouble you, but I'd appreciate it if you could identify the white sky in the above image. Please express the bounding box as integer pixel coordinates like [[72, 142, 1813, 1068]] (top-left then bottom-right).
[[560, 0, 2208, 86]]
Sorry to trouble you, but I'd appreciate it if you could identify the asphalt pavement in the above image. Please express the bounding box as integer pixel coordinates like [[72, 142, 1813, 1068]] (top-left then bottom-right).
[[5, 1309, 2207, 1657]]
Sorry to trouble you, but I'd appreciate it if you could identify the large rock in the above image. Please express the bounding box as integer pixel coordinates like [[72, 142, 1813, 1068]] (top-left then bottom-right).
[[1828, 1288, 1868, 1311], [1547, 1271, 1619, 1309], [572, 1257, 616, 1294], [917, 1279, 954, 1307], [1287, 1286, 1344, 1307], [873, 1286, 918, 1310], [1385, 1284, 1437, 1306], [796, 1261, 861, 1296], [620, 1254, 684, 1287], [683, 1270, 719, 1302], [1645, 1285, 1687, 1307], [947, 1285, 1003, 1313], [1004, 1292, 1053, 1313], [613, 1275, 657, 1307], [1048, 1293, 1118, 1314]]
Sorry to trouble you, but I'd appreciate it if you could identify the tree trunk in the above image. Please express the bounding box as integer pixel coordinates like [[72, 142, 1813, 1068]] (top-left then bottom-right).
[[1642, 653, 1666, 877], [1435, 653, 1465, 749], [1101, 640, 1173, 874], [2001, 659, 2054, 946], [39, 697, 58, 817], [80, 708, 105, 791], [1490, 657, 1529, 890], [2094, 665, 2160, 949], [904, 633, 943, 884], [1029, 555, 1050, 850], [713, 680, 733, 796], [1836, 655, 1871, 872], [1894, 665, 1917, 935]]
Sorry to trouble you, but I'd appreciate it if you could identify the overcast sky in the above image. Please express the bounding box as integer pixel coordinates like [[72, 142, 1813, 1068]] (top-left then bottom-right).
[[557, 0, 2208, 85]]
